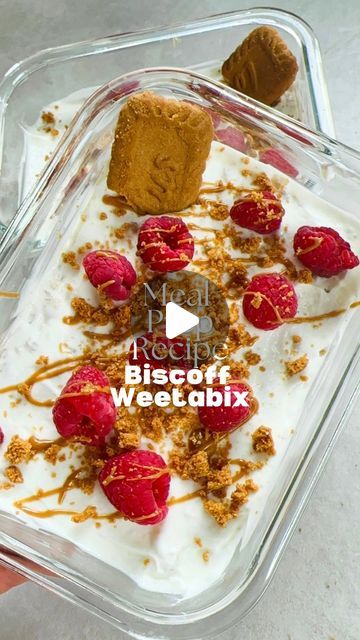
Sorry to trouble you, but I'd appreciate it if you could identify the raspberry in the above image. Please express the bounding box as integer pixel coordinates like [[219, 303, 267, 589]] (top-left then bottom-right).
[[137, 216, 194, 272], [129, 332, 190, 371], [83, 250, 136, 301], [198, 382, 254, 433], [259, 149, 298, 178], [0, 426, 4, 445], [215, 126, 247, 152], [53, 365, 116, 446], [293, 226, 359, 277], [243, 273, 298, 330], [99, 450, 170, 525], [230, 190, 284, 234]]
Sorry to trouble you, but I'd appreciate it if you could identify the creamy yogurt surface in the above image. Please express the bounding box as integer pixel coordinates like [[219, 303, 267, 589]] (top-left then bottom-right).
[[0, 123, 359, 598]]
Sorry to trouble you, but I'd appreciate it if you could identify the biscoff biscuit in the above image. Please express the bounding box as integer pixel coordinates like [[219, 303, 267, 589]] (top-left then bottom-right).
[[222, 26, 298, 106], [107, 92, 214, 214]]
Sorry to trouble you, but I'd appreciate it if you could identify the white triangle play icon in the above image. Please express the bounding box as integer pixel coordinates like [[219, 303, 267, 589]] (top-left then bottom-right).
[[165, 302, 199, 339]]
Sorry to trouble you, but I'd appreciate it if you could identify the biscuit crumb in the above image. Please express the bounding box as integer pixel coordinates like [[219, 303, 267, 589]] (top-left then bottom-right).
[[194, 537, 203, 548], [252, 427, 275, 456], [4, 465, 23, 484], [208, 201, 229, 221], [41, 111, 55, 125], [5, 436, 33, 464], [44, 444, 61, 465], [204, 479, 258, 526], [202, 550, 210, 562], [0, 482, 14, 491], [285, 355, 308, 376], [62, 251, 80, 270], [143, 557, 150, 566], [298, 269, 313, 284], [244, 350, 261, 365], [292, 335, 302, 345]]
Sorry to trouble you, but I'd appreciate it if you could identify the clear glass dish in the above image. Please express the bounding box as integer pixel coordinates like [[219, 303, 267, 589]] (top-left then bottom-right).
[[0, 68, 359, 639], [0, 7, 334, 232]]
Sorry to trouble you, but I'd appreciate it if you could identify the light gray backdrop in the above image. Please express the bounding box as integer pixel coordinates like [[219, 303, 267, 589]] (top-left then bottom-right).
[[0, 1, 359, 638]]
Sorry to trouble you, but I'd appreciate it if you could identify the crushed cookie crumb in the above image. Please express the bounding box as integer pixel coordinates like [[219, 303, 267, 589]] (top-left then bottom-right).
[[244, 350, 261, 365], [143, 557, 150, 566], [194, 537, 202, 548], [62, 251, 80, 270], [319, 348, 326, 356], [44, 444, 61, 465], [298, 269, 313, 284], [202, 550, 210, 562], [208, 201, 229, 221], [5, 436, 33, 464], [4, 465, 23, 484], [204, 479, 258, 526], [183, 451, 210, 481], [0, 482, 14, 491], [292, 335, 302, 345], [252, 427, 276, 456], [35, 355, 49, 366], [285, 355, 309, 377], [41, 111, 55, 125]]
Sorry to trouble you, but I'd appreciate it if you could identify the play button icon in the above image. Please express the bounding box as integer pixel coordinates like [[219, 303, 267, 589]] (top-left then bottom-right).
[[165, 301, 199, 339], [130, 269, 230, 367]]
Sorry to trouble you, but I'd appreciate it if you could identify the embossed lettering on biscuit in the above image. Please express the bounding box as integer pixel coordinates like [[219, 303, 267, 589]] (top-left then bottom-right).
[[107, 92, 214, 214], [222, 26, 298, 106]]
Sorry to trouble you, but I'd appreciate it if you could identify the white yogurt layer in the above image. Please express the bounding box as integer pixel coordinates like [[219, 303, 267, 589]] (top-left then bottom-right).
[[0, 129, 359, 599]]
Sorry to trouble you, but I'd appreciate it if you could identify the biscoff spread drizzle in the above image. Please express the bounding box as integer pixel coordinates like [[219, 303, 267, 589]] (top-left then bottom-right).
[[0, 291, 20, 299]]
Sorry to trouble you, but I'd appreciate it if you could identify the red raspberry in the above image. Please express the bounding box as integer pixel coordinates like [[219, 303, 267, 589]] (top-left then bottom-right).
[[243, 273, 298, 330], [0, 426, 4, 445], [293, 226, 359, 277], [53, 365, 116, 446], [198, 382, 254, 433], [215, 126, 247, 152], [83, 250, 136, 301], [99, 450, 170, 525], [137, 216, 194, 272], [230, 190, 284, 234], [259, 149, 298, 178], [129, 332, 190, 371]]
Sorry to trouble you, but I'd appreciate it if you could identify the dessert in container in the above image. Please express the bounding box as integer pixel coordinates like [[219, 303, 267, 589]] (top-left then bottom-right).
[[0, 68, 359, 639], [0, 7, 334, 232]]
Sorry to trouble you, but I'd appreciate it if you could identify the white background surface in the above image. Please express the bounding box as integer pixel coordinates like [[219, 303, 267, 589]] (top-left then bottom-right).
[[0, 1, 359, 638]]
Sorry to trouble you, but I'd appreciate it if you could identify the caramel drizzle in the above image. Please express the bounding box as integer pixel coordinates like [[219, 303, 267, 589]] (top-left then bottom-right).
[[97, 279, 115, 292], [14, 467, 121, 522], [243, 290, 359, 326], [167, 489, 202, 506], [295, 237, 324, 256], [101, 464, 169, 487], [0, 356, 84, 406], [0, 290, 20, 299], [286, 309, 346, 324], [29, 436, 66, 452]]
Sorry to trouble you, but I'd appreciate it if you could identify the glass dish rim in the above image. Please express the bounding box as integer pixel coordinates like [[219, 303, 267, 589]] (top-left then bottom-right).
[[0, 6, 335, 142], [0, 67, 358, 638]]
